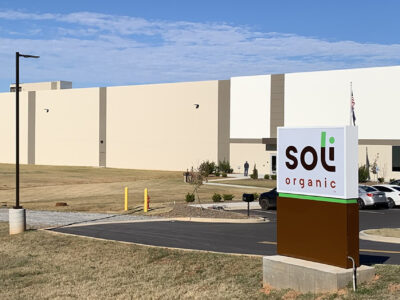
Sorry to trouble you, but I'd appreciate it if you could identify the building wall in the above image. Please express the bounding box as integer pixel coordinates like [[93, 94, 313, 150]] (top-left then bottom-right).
[[285, 66, 400, 181], [34, 88, 100, 166], [285, 66, 400, 140], [358, 145, 397, 181], [230, 142, 275, 175], [106, 80, 223, 171], [0, 92, 30, 164], [10, 81, 72, 92], [230, 75, 271, 139]]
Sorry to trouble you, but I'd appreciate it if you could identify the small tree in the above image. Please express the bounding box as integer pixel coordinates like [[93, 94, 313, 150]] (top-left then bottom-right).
[[370, 154, 380, 181], [218, 159, 232, 174], [198, 160, 216, 176], [358, 165, 369, 183], [250, 164, 258, 179], [188, 164, 209, 206]]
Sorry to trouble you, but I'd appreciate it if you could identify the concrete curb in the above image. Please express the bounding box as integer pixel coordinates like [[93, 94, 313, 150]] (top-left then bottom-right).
[[360, 230, 400, 244], [41, 216, 268, 229]]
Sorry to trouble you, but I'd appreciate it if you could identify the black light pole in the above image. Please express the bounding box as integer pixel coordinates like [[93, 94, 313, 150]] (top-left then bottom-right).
[[15, 52, 39, 209]]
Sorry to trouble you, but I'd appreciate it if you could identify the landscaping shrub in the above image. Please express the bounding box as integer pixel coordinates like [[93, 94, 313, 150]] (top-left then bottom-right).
[[250, 164, 258, 179], [378, 177, 384, 183], [390, 178, 396, 183], [222, 194, 234, 201], [218, 160, 233, 174], [358, 165, 369, 182], [253, 193, 259, 200], [271, 174, 277, 180], [215, 172, 220, 177], [264, 174, 270, 180], [199, 160, 216, 176], [185, 193, 195, 203], [222, 172, 227, 177], [212, 193, 222, 202]]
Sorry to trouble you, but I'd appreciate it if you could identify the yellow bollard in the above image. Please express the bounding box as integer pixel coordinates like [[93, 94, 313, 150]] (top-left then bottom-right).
[[124, 187, 128, 211], [144, 188, 148, 213]]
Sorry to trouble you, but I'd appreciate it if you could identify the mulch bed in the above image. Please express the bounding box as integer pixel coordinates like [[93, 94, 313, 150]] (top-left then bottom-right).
[[158, 203, 250, 219]]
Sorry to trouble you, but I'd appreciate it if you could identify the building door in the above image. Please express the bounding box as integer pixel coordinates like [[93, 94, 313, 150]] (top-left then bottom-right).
[[270, 154, 277, 174]]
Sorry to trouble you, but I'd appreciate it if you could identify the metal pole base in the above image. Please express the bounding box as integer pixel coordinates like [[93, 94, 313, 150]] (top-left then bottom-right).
[[9, 208, 26, 234]]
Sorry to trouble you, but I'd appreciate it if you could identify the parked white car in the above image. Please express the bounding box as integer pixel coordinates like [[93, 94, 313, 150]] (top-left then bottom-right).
[[372, 185, 400, 208]]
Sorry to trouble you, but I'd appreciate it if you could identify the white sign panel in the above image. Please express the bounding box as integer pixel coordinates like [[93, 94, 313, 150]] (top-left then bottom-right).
[[277, 126, 358, 199]]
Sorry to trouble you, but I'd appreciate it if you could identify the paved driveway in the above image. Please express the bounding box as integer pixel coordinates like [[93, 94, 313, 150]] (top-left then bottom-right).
[[51, 208, 400, 265]]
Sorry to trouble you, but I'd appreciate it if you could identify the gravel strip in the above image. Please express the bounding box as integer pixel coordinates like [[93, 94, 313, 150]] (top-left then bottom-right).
[[0, 208, 156, 228]]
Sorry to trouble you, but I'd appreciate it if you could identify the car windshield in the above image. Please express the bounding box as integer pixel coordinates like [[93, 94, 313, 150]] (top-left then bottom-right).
[[360, 186, 376, 192], [391, 186, 400, 192]]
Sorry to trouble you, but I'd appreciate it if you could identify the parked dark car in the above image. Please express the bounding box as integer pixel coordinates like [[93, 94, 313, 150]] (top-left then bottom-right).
[[259, 188, 278, 210], [390, 179, 400, 186]]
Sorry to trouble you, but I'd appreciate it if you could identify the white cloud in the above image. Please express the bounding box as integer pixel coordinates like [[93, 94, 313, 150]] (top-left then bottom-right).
[[0, 10, 399, 90]]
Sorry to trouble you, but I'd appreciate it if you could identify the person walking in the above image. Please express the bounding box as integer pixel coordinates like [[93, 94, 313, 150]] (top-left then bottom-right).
[[244, 161, 249, 176]]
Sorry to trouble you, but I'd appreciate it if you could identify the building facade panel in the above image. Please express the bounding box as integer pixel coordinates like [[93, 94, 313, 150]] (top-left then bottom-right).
[[218, 80, 230, 163], [285, 66, 400, 140], [358, 145, 394, 181], [34, 88, 100, 166], [230, 75, 271, 139], [230, 142, 276, 176], [106, 81, 220, 171], [0, 92, 30, 164]]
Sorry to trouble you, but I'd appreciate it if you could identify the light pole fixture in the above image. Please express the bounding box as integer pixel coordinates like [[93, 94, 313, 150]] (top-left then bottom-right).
[[15, 52, 39, 208], [10, 52, 39, 235]]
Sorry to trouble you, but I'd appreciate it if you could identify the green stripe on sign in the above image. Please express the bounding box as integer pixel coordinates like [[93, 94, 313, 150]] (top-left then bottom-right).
[[279, 193, 357, 204]]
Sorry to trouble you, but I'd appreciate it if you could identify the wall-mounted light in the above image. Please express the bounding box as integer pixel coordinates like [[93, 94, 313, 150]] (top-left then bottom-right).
[[194, 104, 199, 109], [44, 109, 49, 113]]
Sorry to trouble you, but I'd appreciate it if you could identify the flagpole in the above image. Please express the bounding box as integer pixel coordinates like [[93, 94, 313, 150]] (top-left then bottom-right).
[[350, 82, 352, 126]]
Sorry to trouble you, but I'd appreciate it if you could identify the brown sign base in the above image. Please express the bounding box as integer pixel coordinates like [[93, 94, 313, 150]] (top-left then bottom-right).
[[277, 195, 359, 269]]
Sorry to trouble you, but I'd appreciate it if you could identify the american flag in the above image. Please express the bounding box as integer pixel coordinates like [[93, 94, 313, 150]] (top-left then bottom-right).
[[351, 88, 356, 126]]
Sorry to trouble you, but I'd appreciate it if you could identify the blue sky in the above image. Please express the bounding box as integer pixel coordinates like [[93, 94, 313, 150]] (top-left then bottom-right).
[[0, 0, 400, 91]]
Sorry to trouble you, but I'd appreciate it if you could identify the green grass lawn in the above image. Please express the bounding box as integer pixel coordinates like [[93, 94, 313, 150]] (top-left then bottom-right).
[[216, 178, 276, 189], [1, 223, 400, 299]]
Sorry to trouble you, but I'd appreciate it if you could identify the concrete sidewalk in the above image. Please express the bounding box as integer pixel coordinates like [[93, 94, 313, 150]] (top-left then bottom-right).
[[0, 208, 154, 228], [207, 173, 267, 182], [204, 182, 266, 189], [190, 202, 261, 210]]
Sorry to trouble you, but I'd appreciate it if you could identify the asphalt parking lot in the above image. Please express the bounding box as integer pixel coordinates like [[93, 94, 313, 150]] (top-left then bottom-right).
[[236, 206, 400, 231], [51, 207, 400, 265]]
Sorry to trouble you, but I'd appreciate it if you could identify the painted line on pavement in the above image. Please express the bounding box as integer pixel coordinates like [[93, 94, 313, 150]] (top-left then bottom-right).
[[360, 249, 400, 254]]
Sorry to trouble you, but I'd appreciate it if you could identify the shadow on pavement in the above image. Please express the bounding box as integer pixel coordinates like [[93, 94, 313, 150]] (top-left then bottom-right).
[[360, 254, 390, 265]]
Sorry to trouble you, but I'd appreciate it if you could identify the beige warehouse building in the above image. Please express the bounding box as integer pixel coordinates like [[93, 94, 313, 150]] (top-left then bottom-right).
[[1, 80, 230, 171], [1, 66, 399, 181]]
